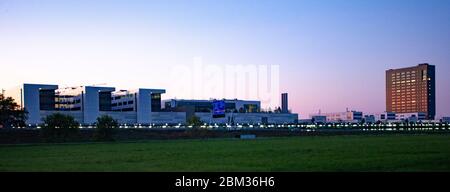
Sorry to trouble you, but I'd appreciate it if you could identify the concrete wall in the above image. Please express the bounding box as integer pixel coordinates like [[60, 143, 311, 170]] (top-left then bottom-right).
[[136, 89, 152, 124], [40, 110, 83, 124], [151, 112, 186, 124], [24, 84, 59, 125], [136, 89, 166, 124], [83, 86, 115, 124], [37, 110, 297, 125], [39, 110, 185, 125], [99, 111, 137, 124]]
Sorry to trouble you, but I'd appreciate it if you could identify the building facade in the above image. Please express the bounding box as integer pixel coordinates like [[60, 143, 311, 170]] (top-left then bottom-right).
[[5, 84, 297, 126], [386, 63, 436, 119], [5, 84, 168, 125]]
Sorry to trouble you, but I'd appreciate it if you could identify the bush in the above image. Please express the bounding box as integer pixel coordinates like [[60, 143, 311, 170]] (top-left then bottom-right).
[[187, 115, 203, 127], [94, 115, 118, 141], [40, 113, 80, 142]]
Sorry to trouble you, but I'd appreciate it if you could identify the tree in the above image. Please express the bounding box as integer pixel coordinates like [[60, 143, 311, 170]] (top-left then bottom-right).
[[274, 107, 282, 113], [0, 94, 27, 128], [360, 118, 366, 124], [41, 113, 79, 142], [187, 115, 203, 127], [94, 115, 118, 141]]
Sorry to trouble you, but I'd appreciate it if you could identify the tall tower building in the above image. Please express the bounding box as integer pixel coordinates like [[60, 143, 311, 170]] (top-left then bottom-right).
[[386, 63, 436, 120], [281, 93, 288, 113]]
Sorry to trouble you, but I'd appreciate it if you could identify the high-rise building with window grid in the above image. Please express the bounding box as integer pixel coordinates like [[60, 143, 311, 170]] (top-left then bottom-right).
[[386, 63, 436, 120]]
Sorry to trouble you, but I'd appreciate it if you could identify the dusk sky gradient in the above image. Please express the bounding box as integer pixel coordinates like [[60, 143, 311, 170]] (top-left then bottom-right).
[[1, 0, 449, 118]]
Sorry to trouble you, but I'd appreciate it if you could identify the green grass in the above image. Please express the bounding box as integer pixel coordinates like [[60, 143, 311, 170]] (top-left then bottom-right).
[[1, 134, 450, 171]]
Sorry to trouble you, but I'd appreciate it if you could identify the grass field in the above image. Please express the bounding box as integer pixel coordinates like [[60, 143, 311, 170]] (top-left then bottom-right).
[[1, 134, 450, 171]]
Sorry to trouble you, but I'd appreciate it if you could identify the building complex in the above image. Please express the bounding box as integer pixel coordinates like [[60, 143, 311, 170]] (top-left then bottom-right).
[[2, 63, 446, 126], [5, 84, 298, 126]]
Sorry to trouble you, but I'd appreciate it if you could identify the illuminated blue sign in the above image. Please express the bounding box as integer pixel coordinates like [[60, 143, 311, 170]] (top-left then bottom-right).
[[212, 100, 225, 118]]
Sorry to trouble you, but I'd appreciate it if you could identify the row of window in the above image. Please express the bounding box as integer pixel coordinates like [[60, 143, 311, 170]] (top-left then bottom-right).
[[391, 79, 417, 84], [392, 100, 428, 104], [111, 101, 134, 107], [391, 89, 429, 94], [391, 95, 424, 98], [55, 100, 82, 105], [112, 94, 134, 100], [392, 105, 428, 109], [391, 71, 416, 76]]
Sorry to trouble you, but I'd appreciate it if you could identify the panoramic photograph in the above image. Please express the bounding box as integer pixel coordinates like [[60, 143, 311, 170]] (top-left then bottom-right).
[[1, 0, 450, 189]]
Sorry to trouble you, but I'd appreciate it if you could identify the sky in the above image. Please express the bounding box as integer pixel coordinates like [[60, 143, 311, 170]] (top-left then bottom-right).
[[1, 0, 449, 118]]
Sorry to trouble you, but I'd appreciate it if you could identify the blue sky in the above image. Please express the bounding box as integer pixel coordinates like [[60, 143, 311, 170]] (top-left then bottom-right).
[[1, 0, 449, 118]]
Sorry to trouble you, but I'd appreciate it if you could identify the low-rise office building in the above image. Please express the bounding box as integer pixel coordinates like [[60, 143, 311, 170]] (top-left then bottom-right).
[[442, 117, 450, 123], [163, 99, 297, 124], [5, 83, 176, 125], [195, 112, 298, 125], [370, 112, 425, 123], [310, 110, 363, 123], [310, 115, 327, 124], [374, 112, 397, 122], [363, 115, 376, 124], [163, 99, 261, 113], [396, 112, 426, 122]]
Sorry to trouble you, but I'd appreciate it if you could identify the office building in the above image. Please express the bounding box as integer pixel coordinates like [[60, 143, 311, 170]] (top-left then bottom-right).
[[310, 110, 363, 123], [363, 115, 376, 124], [163, 99, 261, 113], [442, 117, 450, 123], [374, 112, 396, 122], [4, 84, 181, 125], [396, 112, 426, 122], [310, 115, 327, 124], [386, 63, 436, 119], [163, 99, 298, 124]]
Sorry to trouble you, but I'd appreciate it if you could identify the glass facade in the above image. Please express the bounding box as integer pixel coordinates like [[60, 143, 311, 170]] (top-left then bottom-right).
[[151, 93, 161, 112], [39, 89, 55, 110], [244, 104, 258, 113], [55, 95, 82, 111], [99, 91, 112, 111]]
